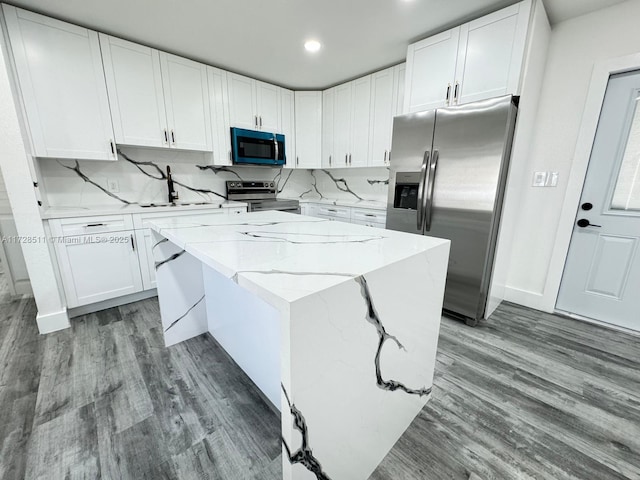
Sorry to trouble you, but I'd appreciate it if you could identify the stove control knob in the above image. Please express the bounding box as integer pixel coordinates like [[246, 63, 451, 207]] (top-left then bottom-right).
[[264, 182, 268, 187], [270, 182, 274, 187]]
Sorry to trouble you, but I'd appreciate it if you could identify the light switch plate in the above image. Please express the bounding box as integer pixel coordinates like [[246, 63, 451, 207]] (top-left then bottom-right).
[[547, 172, 559, 187], [533, 171, 547, 187]]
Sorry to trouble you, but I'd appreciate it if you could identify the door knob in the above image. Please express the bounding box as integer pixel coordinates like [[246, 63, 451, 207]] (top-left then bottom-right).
[[581, 202, 593, 211], [577, 218, 601, 228]]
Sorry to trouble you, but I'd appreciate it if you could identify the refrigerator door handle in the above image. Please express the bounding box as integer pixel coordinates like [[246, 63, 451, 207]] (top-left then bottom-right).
[[424, 149, 439, 231], [417, 150, 430, 230]]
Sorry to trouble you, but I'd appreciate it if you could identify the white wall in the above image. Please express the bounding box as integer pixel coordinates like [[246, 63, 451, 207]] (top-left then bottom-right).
[[506, 0, 640, 310], [0, 42, 69, 332]]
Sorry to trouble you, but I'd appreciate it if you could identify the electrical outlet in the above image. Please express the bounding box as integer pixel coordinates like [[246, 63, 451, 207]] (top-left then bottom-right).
[[532, 171, 547, 187], [107, 179, 120, 193], [547, 172, 559, 187]]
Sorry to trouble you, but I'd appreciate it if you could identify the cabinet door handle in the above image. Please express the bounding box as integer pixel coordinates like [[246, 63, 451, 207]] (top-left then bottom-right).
[[259, 116, 263, 128], [85, 223, 105, 228], [109, 140, 115, 156], [296, 156, 299, 166], [365, 214, 376, 217], [329, 155, 332, 166], [163, 129, 169, 144], [384, 150, 387, 164], [229, 150, 232, 162], [345, 154, 348, 165], [254, 115, 258, 128], [349, 154, 352, 165], [454, 82, 459, 104], [445, 83, 451, 106], [130, 234, 135, 251], [171, 130, 176, 144]]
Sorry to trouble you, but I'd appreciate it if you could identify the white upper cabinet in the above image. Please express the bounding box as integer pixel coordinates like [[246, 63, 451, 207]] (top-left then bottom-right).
[[227, 73, 282, 132], [100, 35, 167, 148], [333, 82, 353, 168], [3, 5, 116, 160], [369, 68, 396, 167], [280, 88, 296, 168], [226, 73, 257, 130], [322, 87, 335, 168], [404, 29, 460, 113], [294, 91, 322, 169], [454, 2, 529, 105], [208, 66, 232, 165], [405, 0, 532, 111], [350, 76, 371, 167], [256, 81, 281, 132], [101, 35, 212, 152], [159, 53, 212, 151]]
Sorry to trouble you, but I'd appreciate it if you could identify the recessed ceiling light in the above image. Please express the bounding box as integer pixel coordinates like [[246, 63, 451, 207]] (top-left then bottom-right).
[[304, 40, 322, 53]]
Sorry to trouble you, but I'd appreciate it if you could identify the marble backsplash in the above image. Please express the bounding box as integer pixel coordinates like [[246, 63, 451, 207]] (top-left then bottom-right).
[[37, 147, 390, 207]]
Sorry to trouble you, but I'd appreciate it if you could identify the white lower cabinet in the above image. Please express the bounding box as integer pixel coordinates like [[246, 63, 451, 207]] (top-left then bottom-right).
[[50, 207, 247, 308], [304, 203, 386, 228], [54, 230, 143, 308]]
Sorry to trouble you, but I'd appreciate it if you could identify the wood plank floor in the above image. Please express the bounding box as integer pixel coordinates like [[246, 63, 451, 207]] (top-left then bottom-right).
[[1, 294, 639, 480]]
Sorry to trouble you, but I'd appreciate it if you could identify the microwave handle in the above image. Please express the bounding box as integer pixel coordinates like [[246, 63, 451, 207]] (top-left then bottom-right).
[[273, 134, 279, 163]]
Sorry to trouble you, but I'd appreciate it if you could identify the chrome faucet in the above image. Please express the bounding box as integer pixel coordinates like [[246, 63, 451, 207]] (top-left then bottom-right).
[[166, 165, 179, 203]]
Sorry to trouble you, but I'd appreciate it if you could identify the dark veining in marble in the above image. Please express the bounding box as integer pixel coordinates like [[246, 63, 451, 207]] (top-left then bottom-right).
[[196, 165, 243, 180], [118, 151, 227, 200], [238, 230, 384, 244], [275, 169, 294, 193], [321, 170, 363, 200], [155, 250, 186, 270], [355, 275, 432, 397], [164, 295, 205, 332], [281, 384, 331, 480], [303, 171, 326, 200], [366, 178, 389, 186], [57, 161, 134, 204]]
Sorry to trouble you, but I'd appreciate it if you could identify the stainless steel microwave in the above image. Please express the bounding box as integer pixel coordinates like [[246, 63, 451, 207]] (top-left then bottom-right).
[[231, 128, 285, 166]]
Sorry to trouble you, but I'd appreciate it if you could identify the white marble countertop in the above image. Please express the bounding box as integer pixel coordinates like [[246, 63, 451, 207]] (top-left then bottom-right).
[[149, 211, 448, 307], [40, 201, 248, 219], [281, 197, 388, 211]]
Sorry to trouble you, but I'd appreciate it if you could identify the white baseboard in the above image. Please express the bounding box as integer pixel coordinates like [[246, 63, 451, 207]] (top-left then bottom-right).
[[503, 285, 551, 312], [36, 308, 70, 334]]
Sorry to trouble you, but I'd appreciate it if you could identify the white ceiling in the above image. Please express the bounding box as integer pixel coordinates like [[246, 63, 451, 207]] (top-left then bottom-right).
[[4, 0, 629, 89]]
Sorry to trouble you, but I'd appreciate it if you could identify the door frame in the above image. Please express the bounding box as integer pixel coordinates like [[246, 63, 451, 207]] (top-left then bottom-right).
[[545, 53, 640, 314]]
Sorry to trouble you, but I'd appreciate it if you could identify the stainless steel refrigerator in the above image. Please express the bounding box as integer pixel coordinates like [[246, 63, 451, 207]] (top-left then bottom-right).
[[386, 95, 518, 326]]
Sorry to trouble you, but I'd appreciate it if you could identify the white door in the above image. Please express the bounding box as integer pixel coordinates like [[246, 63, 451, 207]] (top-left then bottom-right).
[[100, 34, 168, 148], [350, 76, 371, 167], [454, 2, 529, 105], [3, 5, 116, 160], [322, 88, 336, 168], [557, 71, 640, 331], [280, 88, 296, 168], [404, 28, 460, 113], [208, 67, 232, 165], [256, 81, 280, 132], [369, 68, 395, 167], [294, 91, 322, 169], [227, 73, 258, 130], [57, 231, 144, 307], [334, 82, 353, 167], [160, 53, 212, 151]]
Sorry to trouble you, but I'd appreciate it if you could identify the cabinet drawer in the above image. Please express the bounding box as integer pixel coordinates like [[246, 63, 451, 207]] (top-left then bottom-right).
[[132, 208, 225, 230], [315, 205, 351, 220], [351, 208, 386, 225], [50, 215, 133, 237], [351, 218, 386, 229], [227, 207, 246, 215]]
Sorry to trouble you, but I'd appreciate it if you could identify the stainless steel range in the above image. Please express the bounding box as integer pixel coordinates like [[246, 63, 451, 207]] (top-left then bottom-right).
[[226, 181, 300, 213]]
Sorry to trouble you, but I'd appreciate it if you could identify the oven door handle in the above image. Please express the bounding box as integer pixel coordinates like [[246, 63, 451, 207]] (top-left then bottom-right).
[[417, 150, 430, 231]]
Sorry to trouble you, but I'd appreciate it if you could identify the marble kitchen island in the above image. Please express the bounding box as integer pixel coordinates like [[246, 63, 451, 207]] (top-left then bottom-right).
[[149, 211, 450, 480]]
